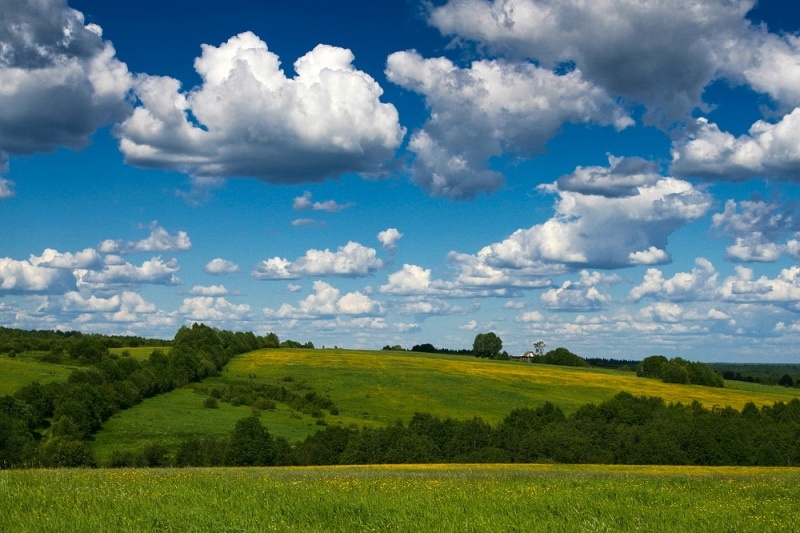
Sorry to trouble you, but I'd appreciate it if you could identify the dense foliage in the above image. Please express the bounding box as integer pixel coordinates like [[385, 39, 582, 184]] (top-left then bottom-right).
[[472, 332, 504, 359], [637, 356, 724, 387], [529, 347, 588, 367], [0, 324, 282, 468]]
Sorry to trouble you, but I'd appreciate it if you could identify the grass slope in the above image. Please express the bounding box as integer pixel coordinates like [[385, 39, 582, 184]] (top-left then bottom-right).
[[0, 353, 79, 395], [2, 465, 799, 532], [92, 348, 800, 461]]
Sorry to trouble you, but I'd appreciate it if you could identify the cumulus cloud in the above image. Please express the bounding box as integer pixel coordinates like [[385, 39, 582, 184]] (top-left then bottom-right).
[[540, 271, 618, 311], [29, 248, 103, 269], [711, 198, 800, 262], [0, 257, 76, 294], [99, 222, 191, 254], [0, 178, 14, 200], [76, 256, 180, 288], [252, 241, 384, 279], [452, 157, 711, 273], [188, 285, 229, 296], [116, 32, 404, 188], [672, 112, 800, 181], [179, 296, 251, 321], [630, 258, 719, 302], [377, 228, 403, 251], [0, 0, 131, 157], [428, 0, 758, 123], [386, 50, 631, 198], [204, 258, 240, 275], [263, 280, 383, 318], [293, 191, 354, 212]]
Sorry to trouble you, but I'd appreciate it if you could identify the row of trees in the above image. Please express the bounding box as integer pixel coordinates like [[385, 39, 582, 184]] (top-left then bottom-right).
[[0, 324, 284, 468], [637, 356, 724, 387], [117, 392, 800, 468]]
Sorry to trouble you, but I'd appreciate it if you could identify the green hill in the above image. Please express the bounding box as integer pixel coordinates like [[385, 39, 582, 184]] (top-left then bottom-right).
[[92, 347, 800, 462]]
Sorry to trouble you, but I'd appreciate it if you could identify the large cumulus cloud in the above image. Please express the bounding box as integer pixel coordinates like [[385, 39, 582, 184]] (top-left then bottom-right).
[[386, 50, 632, 198], [450, 157, 712, 275], [0, 0, 131, 157], [427, 0, 760, 122], [116, 32, 405, 187]]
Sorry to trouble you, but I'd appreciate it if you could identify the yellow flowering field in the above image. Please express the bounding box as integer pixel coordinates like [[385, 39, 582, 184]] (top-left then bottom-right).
[[2, 464, 799, 532]]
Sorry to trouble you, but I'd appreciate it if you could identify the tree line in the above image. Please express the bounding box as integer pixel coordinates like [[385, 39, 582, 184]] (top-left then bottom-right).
[[0, 324, 287, 468], [112, 391, 800, 468]]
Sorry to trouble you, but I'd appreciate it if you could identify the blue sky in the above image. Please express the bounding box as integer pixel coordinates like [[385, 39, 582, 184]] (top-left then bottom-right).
[[2, 0, 800, 362]]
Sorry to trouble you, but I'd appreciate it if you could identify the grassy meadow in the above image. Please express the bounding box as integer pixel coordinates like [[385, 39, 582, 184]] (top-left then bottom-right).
[[2, 464, 799, 532], [0, 352, 79, 395], [91, 348, 800, 462]]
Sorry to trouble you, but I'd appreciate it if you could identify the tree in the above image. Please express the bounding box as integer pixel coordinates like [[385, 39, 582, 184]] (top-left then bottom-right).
[[226, 416, 274, 466], [533, 341, 546, 357], [778, 374, 795, 387], [473, 332, 503, 359]]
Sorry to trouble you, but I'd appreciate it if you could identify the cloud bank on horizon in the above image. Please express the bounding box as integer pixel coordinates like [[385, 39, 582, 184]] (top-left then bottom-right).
[[2, 0, 800, 362]]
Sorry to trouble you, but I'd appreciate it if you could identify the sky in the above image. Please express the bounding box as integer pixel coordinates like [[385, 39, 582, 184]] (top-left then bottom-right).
[[2, 1, 800, 362]]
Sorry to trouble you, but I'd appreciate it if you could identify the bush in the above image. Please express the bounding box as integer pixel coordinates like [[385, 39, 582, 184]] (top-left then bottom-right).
[[203, 396, 219, 409]]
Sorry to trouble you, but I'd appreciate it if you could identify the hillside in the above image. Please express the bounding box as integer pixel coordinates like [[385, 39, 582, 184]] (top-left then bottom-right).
[[92, 347, 800, 462]]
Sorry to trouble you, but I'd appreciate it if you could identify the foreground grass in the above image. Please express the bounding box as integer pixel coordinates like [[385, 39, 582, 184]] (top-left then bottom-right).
[[2, 464, 798, 532]]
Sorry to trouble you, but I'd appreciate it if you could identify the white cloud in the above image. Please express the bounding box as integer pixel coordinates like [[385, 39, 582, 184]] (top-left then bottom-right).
[[76, 256, 180, 288], [630, 258, 718, 302], [116, 32, 404, 186], [253, 241, 384, 279], [29, 248, 103, 269], [386, 50, 631, 198], [59, 292, 121, 313], [189, 285, 229, 296], [719, 265, 800, 306], [0, 257, 76, 294], [516, 310, 544, 323], [0, 0, 131, 156], [453, 157, 711, 272], [672, 112, 800, 181], [263, 280, 383, 319], [0, 178, 14, 199], [291, 218, 326, 227], [392, 296, 463, 317], [428, 0, 754, 123], [287, 283, 302, 292], [204, 258, 240, 275], [293, 191, 354, 212], [460, 320, 478, 331], [711, 198, 800, 262], [99, 222, 191, 254], [540, 271, 617, 311], [179, 296, 251, 321], [377, 228, 403, 251]]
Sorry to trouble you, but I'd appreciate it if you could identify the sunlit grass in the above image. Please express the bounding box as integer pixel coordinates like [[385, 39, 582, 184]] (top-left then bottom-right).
[[0, 353, 79, 395], [92, 348, 800, 461], [2, 464, 798, 532]]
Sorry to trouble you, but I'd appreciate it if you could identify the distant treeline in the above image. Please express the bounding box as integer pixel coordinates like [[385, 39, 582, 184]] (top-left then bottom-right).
[[115, 392, 800, 468], [0, 326, 169, 361], [407, 344, 473, 356], [585, 358, 640, 370], [0, 324, 287, 468], [710, 363, 800, 388]]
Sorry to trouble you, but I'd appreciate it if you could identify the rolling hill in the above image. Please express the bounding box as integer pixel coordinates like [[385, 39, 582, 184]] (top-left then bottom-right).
[[91, 347, 800, 462]]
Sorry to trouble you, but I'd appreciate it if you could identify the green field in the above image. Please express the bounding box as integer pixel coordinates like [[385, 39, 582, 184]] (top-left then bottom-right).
[[2, 464, 798, 532], [0, 353, 80, 395], [92, 348, 800, 461]]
